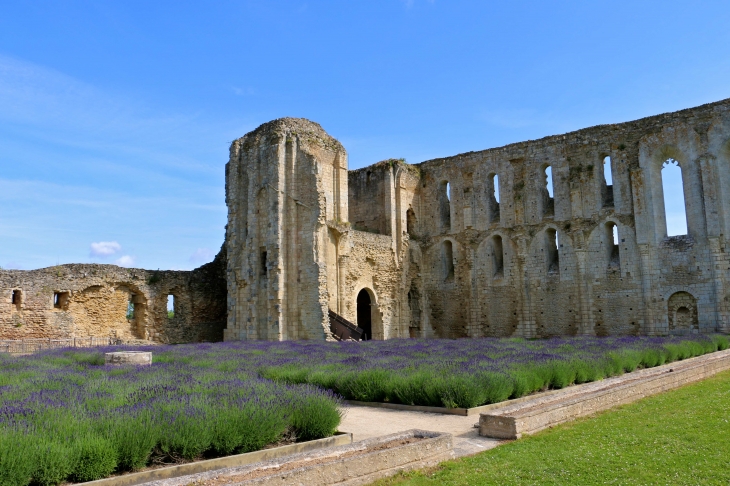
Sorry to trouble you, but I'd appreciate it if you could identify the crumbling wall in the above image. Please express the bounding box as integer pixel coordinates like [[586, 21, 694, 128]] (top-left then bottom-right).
[[0, 247, 227, 343], [225, 99, 730, 341]]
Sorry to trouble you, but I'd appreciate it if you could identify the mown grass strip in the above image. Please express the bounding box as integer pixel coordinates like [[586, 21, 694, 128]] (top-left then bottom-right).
[[372, 369, 730, 486]]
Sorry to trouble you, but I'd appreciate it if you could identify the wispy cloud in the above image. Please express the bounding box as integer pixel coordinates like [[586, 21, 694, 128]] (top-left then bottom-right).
[[90, 241, 121, 257]]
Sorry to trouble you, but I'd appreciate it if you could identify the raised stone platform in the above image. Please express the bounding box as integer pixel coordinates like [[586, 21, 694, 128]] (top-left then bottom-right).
[[104, 351, 152, 366], [479, 349, 730, 439]]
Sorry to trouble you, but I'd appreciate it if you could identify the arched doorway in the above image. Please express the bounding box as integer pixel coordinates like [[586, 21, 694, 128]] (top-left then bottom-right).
[[357, 289, 372, 340]]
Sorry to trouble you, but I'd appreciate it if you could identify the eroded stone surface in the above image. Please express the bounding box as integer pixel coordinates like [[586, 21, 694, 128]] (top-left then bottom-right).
[[105, 351, 152, 365], [225, 99, 730, 340]]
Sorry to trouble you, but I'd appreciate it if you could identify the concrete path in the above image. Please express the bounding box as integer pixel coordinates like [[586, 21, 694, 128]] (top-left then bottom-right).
[[339, 404, 504, 458]]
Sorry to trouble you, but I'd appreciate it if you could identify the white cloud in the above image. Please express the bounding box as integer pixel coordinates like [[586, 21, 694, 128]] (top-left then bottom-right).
[[189, 248, 214, 264], [115, 255, 136, 267], [90, 241, 121, 257], [3, 262, 23, 270]]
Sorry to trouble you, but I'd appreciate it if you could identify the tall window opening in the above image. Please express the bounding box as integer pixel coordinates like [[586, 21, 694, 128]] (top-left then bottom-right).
[[11, 290, 21, 311], [407, 284, 421, 338], [492, 235, 504, 277], [356, 289, 372, 340], [661, 159, 688, 236], [406, 208, 417, 236], [443, 240, 455, 281], [167, 295, 175, 319], [602, 156, 614, 207], [127, 296, 135, 320], [606, 222, 620, 269], [260, 248, 268, 277], [489, 174, 500, 223], [439, 181, 451, 232], [543, 165, 555, 217], [546, 228, 559, 274]]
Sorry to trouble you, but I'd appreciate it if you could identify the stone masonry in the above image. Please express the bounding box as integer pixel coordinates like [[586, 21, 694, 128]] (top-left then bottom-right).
[[3, 99, 730, 343], [225, 99, 730, 340], [0, 248, 226, 343]]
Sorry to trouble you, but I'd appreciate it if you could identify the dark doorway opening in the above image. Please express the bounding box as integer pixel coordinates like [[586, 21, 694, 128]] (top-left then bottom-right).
[[357, 289, 372, 340]]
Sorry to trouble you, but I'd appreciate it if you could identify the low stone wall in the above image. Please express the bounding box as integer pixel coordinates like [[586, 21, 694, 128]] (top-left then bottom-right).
[[0, 248, 226, 344], [479, 349, 730, 439]]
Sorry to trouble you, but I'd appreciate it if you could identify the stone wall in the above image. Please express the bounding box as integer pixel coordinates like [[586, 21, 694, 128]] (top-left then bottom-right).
[[0, 248, 227, 343], [224, 99, 730, 340]]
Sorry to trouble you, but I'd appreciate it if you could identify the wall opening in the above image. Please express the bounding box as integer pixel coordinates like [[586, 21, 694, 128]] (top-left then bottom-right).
[[127, 297, 135, 319], [53, 292, 69, 310], [667, 291, 698, 332], [11, 290, 21, 311], [492, 235, 504, 278], [439, 181, 451, 232], [546, 228, 559, 274], [543, 165, 555, 217], [489, 173, 500, 223], [260, 248, 268, 277], [356, 289, 372, 340], [167, 295, 175, 319], [606, 222, 620, 269], [443, 240, 455, 281], [602, 156, 614, 207], [406, 207, 417, 237], [661, 159, 688, 236], [407, 283, 421, 338]]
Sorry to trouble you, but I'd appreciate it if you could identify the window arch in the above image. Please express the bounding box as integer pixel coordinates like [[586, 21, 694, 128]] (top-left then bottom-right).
[[406, 207, 417, 236], [602, 156, 614, 207], [442, 240, 455, 281], [543, 165, 555, 217], [491, 235, 504, 277], [489, 173, 500, 223], [439, 181, 451, 232], [661, 158, 688, 236], [545, 228, 559, 274], [605, 222, 620, 269]]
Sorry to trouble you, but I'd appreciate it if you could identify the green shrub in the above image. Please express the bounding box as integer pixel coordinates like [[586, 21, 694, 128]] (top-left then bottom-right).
[[337, 369, 392, 402], [290, 392, 342, 441], [70, 435, 117, 482], [211, 400, 288, 455], [0, 432, 35, 486], [111, 415, 159, 472], [31, 440, 72, 486]]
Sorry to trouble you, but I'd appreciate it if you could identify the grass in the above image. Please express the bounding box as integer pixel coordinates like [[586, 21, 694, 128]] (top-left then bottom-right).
[[372, 368, 730, 486]]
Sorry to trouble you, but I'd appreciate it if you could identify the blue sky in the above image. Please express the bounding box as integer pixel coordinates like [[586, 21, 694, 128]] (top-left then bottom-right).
[[1, 1, 728, 270]]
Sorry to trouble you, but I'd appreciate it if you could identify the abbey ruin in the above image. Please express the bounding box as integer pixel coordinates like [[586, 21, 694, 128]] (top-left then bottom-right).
[[3, 98, 730, 342]]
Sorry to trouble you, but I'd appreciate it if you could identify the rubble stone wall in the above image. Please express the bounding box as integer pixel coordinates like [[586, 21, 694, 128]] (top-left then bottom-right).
[[225, 99, 730, 340], [0, 249, 226, 343]]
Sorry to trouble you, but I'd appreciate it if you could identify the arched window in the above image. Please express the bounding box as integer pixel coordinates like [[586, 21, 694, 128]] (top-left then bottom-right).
[[661, 159, 688, 236], [439, 181, 451, 232], [606, 222, 620, 269], [543, 165, 555, 217], [489, 174, 500, 223], [406, 208, 417, 236], [492, 235, 504, 277], [602, 156, 614, 207], [546, 228, 559, 274], [443, 240, 455, 281]]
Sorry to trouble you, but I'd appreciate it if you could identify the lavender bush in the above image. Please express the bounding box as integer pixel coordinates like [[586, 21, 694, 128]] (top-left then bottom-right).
[[0, 347, 342, 486]]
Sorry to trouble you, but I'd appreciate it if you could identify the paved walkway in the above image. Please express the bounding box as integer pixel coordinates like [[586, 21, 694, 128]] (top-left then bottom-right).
[[339, 404, 504, 458]]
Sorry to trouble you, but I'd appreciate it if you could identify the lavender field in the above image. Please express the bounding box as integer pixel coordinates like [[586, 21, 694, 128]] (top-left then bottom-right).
[[0, 335, 727, 485], [0, 347, 342, 485]]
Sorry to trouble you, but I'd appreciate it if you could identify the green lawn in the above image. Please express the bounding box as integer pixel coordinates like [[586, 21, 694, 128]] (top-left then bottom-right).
[[374, 369, 730, 486]]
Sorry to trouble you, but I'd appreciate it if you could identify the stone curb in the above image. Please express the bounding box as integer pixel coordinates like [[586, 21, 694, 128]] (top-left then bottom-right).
[[141, 429, 453, 486], [77, 433, 352, 486], [479, 349, 730, 439]]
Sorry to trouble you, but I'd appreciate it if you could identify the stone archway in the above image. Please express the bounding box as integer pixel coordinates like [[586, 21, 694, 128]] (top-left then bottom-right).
[[667, 291, 698, 333], [356, 289, 372, 340]]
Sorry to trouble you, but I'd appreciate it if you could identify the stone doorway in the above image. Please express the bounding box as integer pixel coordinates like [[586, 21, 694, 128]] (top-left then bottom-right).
[[357, 289, 372, 340]]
